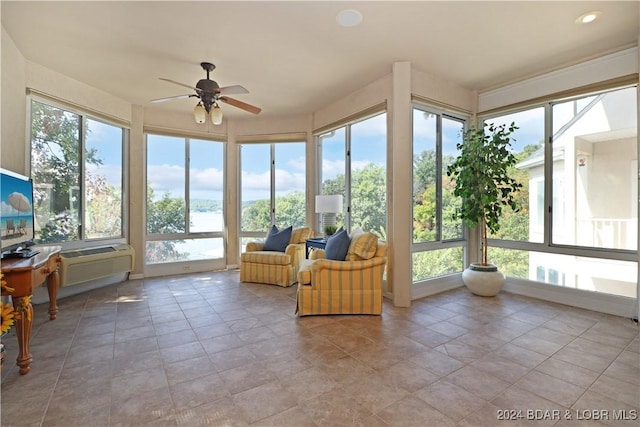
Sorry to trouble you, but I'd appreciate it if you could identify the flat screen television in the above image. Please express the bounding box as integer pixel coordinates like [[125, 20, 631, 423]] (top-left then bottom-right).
[[1, 169, 36, 258]]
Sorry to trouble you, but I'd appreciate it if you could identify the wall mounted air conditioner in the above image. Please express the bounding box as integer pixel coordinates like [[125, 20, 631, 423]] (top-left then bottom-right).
[[59, 244, 134, 287]]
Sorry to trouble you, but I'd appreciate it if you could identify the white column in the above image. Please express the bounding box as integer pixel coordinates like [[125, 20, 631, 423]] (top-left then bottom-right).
[[390, 61, 412, 307]]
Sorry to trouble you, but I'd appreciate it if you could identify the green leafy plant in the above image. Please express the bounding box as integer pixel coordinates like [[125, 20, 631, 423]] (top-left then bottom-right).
[[323, 224, 338, 236], [446, 122, 522, 266]]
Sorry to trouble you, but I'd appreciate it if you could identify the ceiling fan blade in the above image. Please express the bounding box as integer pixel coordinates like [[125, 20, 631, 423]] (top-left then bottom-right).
[[218, 85, 249, 95], [159, 77, 201, 92], [219, 96, 262, 114], [150, 94, 194, 103]]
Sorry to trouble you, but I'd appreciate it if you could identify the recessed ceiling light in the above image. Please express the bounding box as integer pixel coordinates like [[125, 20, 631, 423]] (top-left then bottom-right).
[[575, 11, 601, 24], [337, 9, 363, 27]]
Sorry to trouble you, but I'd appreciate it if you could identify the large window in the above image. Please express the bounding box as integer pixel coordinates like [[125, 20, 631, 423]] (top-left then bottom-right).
[[483, 85, 637, 298], [239, 141, 306, 250], [551, 88, 637, 251], [30, 99, 126, 245], [412, 106, 466, 282], [317, 112, 387, 237], [145, 134, 224, 264]]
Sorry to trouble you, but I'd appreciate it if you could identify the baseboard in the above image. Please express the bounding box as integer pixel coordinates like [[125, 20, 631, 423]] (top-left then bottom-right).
[[129, 273, 144, 280], [226, 264, 239, 270], [504, 277, 637, 319], [411, 273, 465, 300]]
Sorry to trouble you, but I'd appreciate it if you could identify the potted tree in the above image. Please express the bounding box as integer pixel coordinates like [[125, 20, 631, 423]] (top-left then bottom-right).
[[446, 122, 521, 296]]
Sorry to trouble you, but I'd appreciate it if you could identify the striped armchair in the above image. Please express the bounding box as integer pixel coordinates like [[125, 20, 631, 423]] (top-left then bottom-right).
[[240, 227, 311, 287], [295, 241, 387, 316]]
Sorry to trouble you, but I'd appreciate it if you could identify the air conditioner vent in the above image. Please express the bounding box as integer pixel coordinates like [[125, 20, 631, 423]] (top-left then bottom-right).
[[59, 244, 134, 287], [61, 246, 116, 258]]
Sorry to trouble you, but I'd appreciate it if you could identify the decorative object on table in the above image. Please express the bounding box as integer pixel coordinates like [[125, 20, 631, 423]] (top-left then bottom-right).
[[240, 227, 311, 287], [323, 224, 338, 237], [315, 195, 343, 236], [446, 122, 521, 296]]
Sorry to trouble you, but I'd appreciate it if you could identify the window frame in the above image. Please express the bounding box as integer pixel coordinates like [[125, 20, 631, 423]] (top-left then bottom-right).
[[481, 84, 637, 263], [410, 103, 468, 284], [28, 95, 129, 250], [315, 110, 388, 236], [144, 132, 226, 267], [238, 140, 307, 246]]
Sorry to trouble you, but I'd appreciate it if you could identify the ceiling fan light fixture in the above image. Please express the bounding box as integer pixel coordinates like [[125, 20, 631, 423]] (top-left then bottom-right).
[[193, 102, 207, 124], [211, 103, 223, 125]]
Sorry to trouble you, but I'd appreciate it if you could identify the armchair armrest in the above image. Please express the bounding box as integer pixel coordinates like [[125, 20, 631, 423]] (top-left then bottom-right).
[[246, 241, 265, 252], [284, 242, 304, 256]]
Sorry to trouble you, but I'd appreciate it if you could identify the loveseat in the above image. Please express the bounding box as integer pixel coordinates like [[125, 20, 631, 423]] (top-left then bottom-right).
[[240, 226, 311, 287], [296, 232, 387, 316]]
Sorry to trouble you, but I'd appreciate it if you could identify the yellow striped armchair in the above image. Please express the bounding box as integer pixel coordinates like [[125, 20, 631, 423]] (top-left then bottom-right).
[[240, 227, 311, 287], [296, 242, 387, 316]]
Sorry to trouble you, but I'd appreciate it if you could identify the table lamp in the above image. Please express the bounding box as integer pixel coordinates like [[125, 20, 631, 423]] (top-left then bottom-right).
[[315, 195, 343, 236]]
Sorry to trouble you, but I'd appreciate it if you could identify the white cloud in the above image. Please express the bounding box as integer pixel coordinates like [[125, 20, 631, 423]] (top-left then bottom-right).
[[286, 156, 306, 172], [1, 201, 18, 215], [322, 158, 345, 179], [274, 168, 305, 191], [147, 164, 186, 197], [241, 170, 271, 191], [190, 168, 224, 191]]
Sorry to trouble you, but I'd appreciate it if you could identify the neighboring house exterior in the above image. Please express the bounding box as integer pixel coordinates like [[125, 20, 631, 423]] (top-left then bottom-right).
[[518, 88, 637, 298]]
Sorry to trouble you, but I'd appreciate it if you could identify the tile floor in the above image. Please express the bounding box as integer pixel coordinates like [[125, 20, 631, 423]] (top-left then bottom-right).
[[1, 271, 638, 427]]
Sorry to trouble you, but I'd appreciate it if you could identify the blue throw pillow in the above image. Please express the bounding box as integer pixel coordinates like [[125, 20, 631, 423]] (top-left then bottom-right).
[[324, 229, 350, 260], [263, 225, 292, 252]]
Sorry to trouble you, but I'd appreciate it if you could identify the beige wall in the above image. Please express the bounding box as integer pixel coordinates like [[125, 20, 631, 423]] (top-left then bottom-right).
[[1, 27, 27, 173]]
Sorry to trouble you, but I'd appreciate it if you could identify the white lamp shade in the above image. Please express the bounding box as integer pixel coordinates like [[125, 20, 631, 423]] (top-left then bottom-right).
[[315, 195, 343, 213], [210, 105, 223, 125], [193, 103, 207, 124]]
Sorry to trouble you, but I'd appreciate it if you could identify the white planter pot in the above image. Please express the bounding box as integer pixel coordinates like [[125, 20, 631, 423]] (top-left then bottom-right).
[[462, 263, 505, 296]]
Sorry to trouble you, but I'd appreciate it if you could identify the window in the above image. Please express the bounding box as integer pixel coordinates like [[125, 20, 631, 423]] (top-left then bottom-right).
[[239, 141, 306, 250], [485, 107, 545, 243], [551, 87, 637, 251], [145, 134, 224, 264], [412, 106, 466, 282], [30, 99, 126, 245], [482, 85, 637, 298], [317, 112, 387, 237]]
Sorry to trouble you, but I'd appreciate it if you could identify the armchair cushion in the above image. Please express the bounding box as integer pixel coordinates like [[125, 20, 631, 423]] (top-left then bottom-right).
[[290, 227, 312, 244], [324, 229, 350, 260], [264, 225, 293, 252], [346, 231, 378, 261]]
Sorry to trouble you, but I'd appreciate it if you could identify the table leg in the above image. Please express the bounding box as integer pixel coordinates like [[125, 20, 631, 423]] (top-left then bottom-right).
[[46, 270, 59, 320], [13, 296, 33, 375]]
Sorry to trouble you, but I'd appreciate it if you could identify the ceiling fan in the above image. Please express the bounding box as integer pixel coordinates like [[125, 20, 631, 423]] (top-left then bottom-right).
[[151, 62, 261, 124]]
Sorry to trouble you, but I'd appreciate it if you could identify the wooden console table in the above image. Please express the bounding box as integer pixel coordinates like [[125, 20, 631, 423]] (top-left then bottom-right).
[[1, 246, 61, 374]]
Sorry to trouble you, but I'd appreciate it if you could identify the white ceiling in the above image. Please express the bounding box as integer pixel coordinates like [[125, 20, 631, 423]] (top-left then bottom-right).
[[2, 1, 638, 119]]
